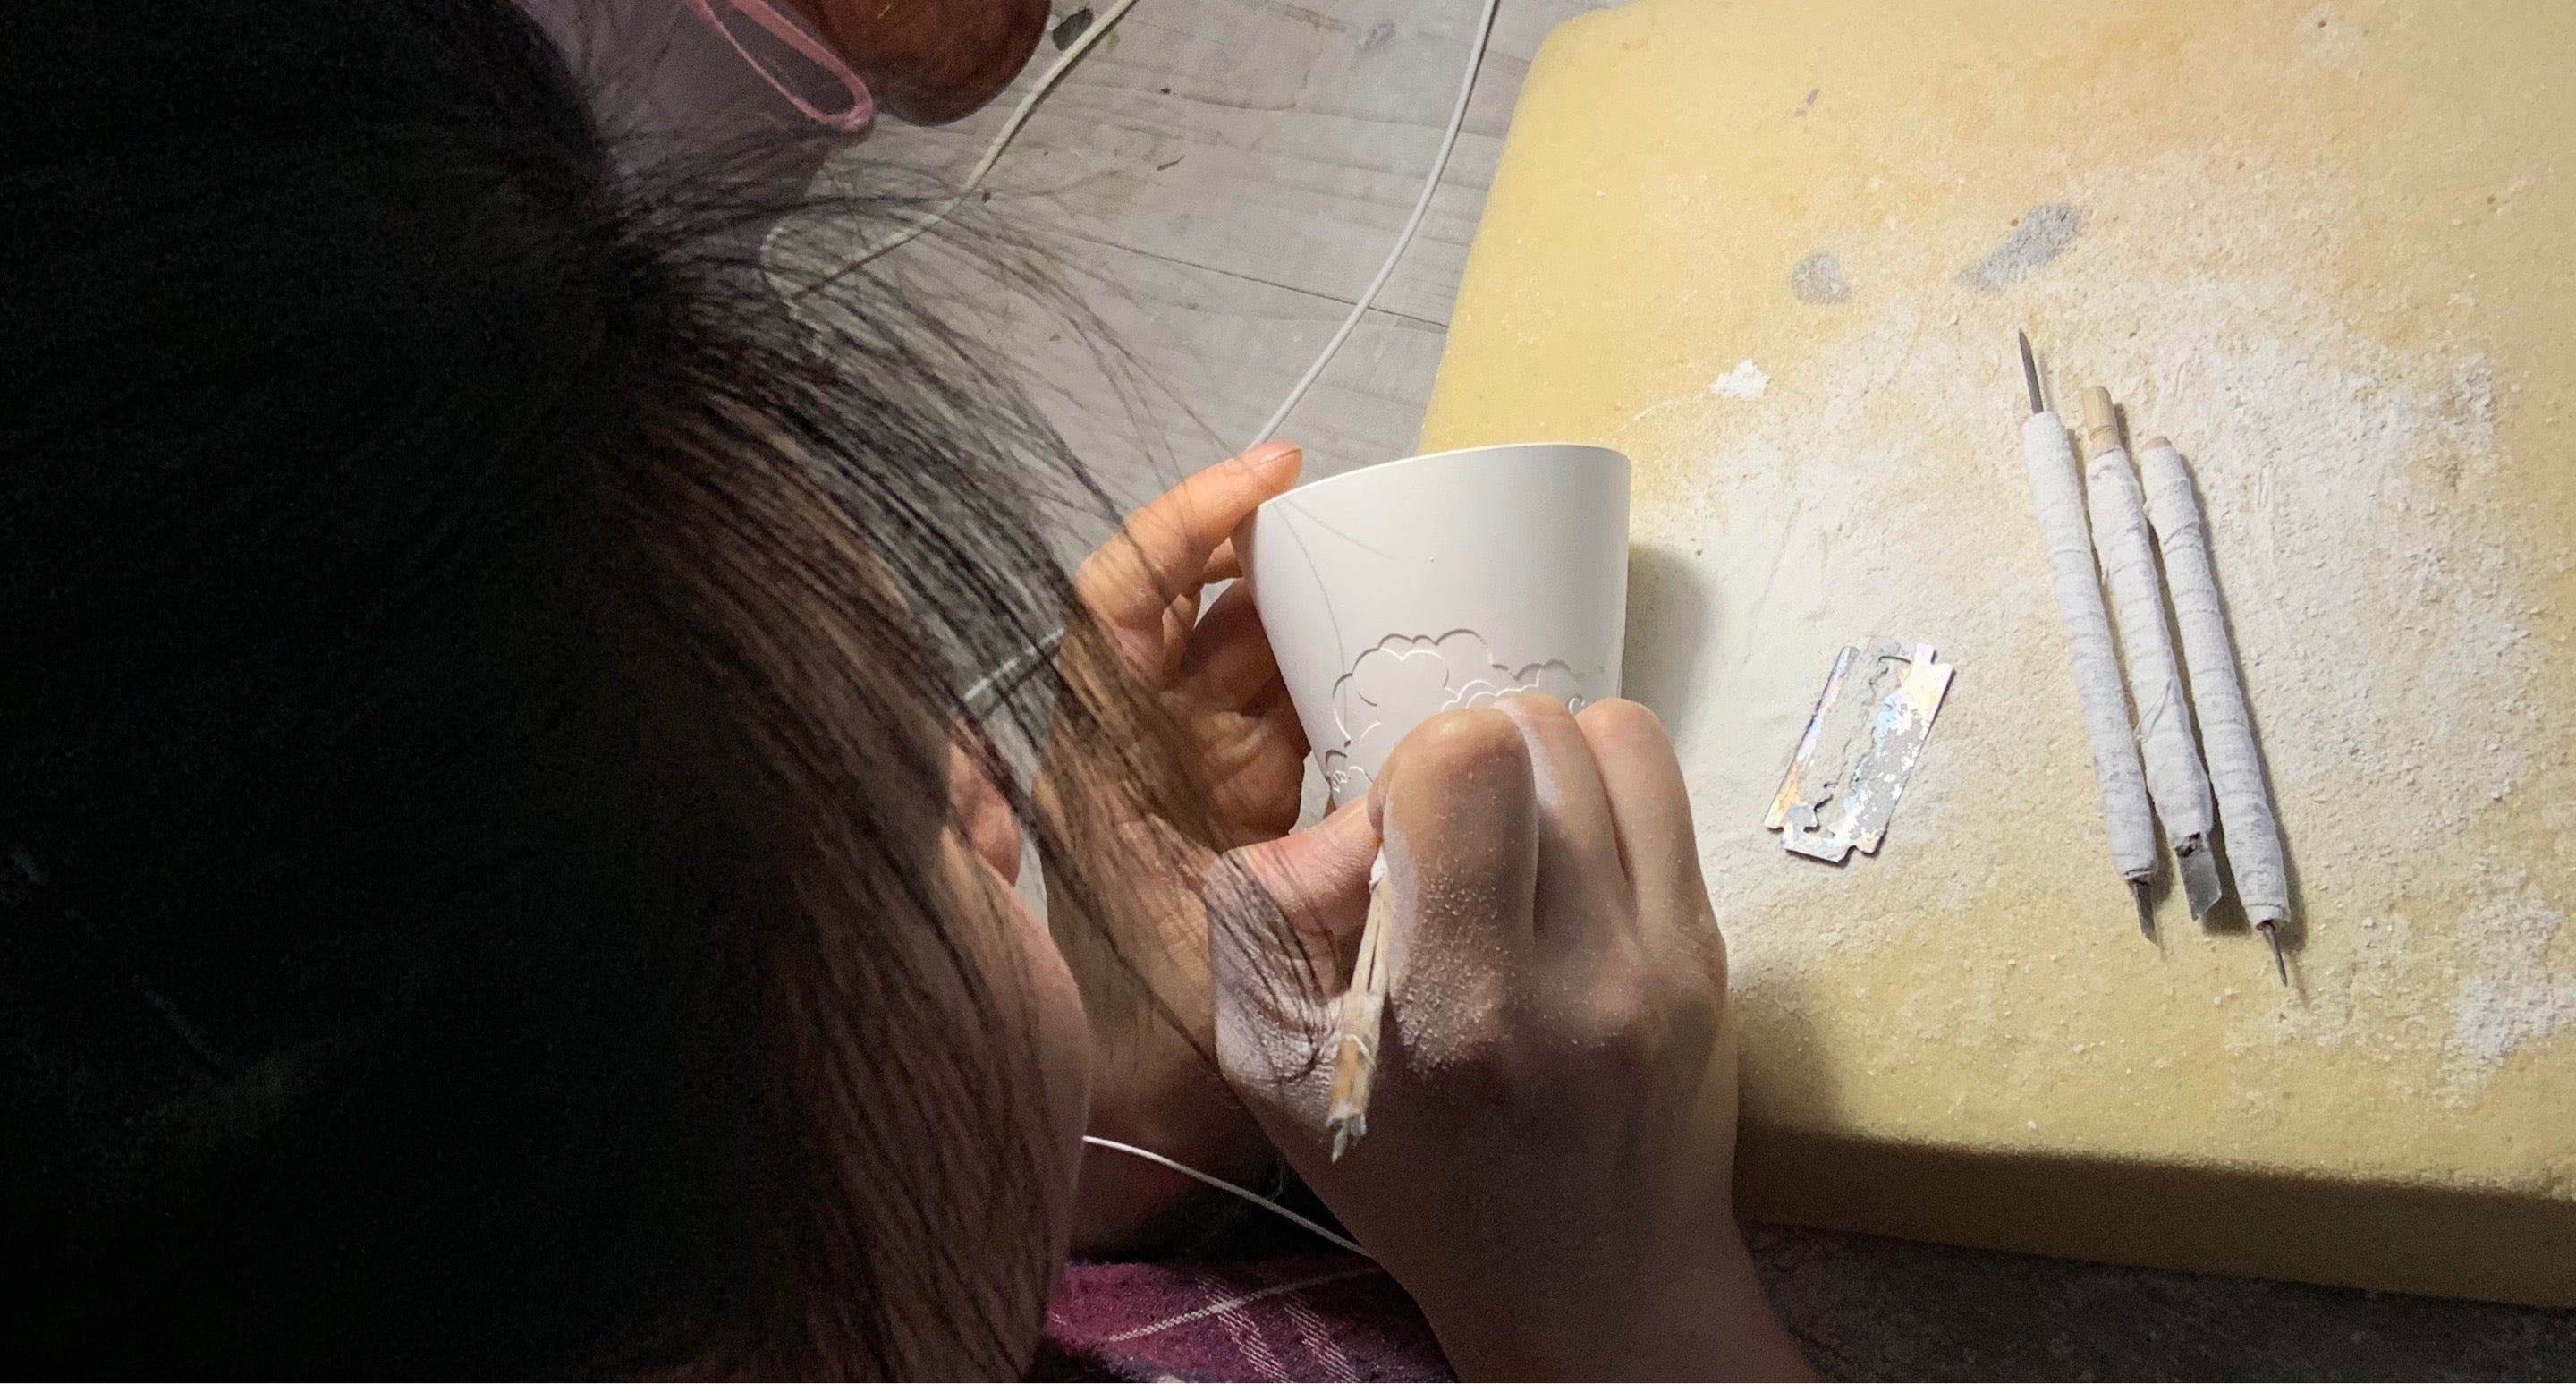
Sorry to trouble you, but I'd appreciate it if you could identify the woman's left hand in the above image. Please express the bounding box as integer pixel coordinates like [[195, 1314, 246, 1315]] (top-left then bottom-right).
[[1040, 441, 1310, 1249], [1063, 439, 1309, 845]]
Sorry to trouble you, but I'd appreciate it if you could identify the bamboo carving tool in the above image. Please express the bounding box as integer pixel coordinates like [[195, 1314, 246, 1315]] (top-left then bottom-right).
[[2080, 387, 2227, 921], [2137, 435, 2294, 983], [2018, 334, 2159, 935], [1325, 862, 1393, 1160]]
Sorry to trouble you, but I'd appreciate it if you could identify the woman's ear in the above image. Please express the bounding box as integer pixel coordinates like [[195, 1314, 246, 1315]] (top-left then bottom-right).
[[949, 741, 1022, 885]]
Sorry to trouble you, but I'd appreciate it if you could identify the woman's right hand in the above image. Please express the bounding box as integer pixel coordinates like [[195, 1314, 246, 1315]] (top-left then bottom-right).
[[1205, 694, 1811, 1381]]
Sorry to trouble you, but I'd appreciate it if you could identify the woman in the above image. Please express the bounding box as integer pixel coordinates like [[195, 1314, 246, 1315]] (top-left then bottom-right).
[[0, 0, 1809, 1375]]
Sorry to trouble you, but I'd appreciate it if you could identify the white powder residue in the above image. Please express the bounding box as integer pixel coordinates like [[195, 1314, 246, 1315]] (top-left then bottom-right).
[[2449, 877, 2576, 1070], [1707, 359, 1769, 399], [1608, 143, 2545, 1090]]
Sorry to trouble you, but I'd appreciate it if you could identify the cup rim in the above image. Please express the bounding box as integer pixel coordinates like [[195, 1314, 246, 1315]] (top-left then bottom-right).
[[1254, 440, 1627, 518]]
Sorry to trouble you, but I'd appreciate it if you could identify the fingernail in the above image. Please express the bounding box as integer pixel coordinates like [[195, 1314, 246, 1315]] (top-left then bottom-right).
[[1241, 441, 1301, 476]]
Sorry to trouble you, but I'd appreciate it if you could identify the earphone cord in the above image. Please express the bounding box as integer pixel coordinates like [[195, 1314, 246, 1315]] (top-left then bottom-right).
[[956, 0, 1502, 719], [1247, 0, 1500, 448], [1081, 1134, 1372, 1259], [945, 9, 1498, 1249], [841, 0, 1148, 267]]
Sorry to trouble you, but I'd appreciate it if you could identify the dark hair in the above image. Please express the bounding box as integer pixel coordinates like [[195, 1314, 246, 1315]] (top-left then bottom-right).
[[1, 0, 1170, 1372]]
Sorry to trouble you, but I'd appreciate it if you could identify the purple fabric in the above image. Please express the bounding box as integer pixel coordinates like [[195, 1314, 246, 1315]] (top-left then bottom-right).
[[1035, 1254, 1453, 1382]]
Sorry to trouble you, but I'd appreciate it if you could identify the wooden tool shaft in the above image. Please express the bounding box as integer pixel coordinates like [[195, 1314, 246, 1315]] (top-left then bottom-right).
[[1325, 878, 1394, 1156], [2080, 386, 2123, 457], [1325, 991, 1385, 1119]]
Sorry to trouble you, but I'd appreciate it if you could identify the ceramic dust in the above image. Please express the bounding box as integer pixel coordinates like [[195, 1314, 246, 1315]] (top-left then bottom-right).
[[1609, 145, 2554, 1092]]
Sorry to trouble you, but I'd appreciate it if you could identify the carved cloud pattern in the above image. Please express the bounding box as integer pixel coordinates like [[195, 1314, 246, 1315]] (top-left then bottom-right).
[[1321, 630, 1588, 801]]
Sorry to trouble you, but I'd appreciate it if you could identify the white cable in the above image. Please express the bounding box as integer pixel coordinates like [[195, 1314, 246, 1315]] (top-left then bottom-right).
[[1248, 0, 1499, 447], [962, 1, 1501, 716], [852, 0, 1148, 267], [1082, 1134, 1373, 1259], [960, 623, 1063, 714], [987, 16, 1498, 1262]]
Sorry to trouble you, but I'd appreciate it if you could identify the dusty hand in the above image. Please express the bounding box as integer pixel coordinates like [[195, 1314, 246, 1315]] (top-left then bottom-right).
[[1208, 695, 1810, 1380]]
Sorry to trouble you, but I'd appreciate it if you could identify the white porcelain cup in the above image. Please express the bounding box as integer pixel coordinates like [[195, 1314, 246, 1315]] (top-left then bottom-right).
[[1236, 442, 1631, 806]]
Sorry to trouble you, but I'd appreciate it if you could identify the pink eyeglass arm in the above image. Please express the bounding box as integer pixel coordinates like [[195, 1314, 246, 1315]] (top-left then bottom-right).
[[680, 0, 874, 131]]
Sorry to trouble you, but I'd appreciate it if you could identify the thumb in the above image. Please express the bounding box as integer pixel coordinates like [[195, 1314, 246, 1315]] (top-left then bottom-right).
[[1204, 800, 1377, 1116], [1220, 796, 1377, 943]]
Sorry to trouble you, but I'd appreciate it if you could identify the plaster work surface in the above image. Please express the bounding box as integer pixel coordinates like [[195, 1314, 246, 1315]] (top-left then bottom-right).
[[1419, 0, 2576, 1306]]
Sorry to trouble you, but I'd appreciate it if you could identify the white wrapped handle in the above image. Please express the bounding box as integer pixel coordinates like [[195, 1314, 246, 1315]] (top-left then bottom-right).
[[2022, 412, 2157, 882], [2086, 438, 2218, 845], [2138, 438, 2289, 924]]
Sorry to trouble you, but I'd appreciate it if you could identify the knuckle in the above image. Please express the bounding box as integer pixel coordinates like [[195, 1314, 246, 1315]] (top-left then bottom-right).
[[1401, 707, 1533, 788], [1424, 1026, 1530, 1102], [1681, 914, 1730, 994], [1572, 972, 1665, 1077], [1555, 960, 1725, 1083], [1393, 985, 1525, 1086], [1662, 968, 1724, 1053]]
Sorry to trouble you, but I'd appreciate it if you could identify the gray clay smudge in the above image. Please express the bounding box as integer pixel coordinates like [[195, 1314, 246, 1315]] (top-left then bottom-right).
[[1954, 202, 2083, 292], [1050, 7, 1094, 50], [1790, 250, 1851, 303], [1360, 21, 1395, 51]]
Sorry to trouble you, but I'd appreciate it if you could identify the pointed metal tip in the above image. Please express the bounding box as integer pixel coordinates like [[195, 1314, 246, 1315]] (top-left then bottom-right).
[[2259, 921, 2288, 986], [2131, 879, 2156, 941], [2018, 331, 2046, 414]]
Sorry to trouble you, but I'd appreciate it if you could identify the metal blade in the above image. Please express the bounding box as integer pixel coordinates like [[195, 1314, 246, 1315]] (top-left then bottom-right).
[[2178, 840, 2227, 919]]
